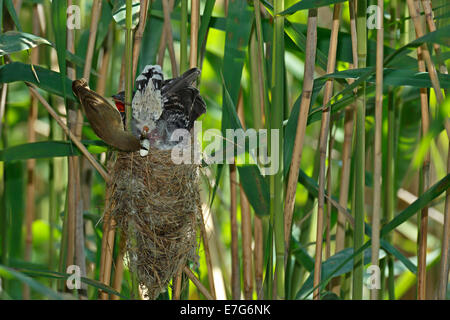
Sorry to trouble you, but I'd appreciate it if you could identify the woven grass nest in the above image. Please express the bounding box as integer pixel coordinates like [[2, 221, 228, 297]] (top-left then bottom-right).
[[106, 147, 201, 299]]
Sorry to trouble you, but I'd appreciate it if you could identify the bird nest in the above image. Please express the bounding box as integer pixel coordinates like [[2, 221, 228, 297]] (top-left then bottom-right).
[[106, 148, 201, 299]]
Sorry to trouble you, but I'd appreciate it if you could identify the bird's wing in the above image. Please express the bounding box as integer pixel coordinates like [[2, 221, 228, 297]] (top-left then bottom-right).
[[161, 69, 206, 130], [161, 68, 201, 96]]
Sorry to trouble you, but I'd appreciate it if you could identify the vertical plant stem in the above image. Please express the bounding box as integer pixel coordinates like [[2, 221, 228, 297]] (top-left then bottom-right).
[[249, 30, 263, 129], [173, 266, 183, 300], [99, 196, 116, 299], [0, 83, 7, 138], [283, 9, 317, 251], [240, 189, 253, 300], [0, 84, 7, 283], [162, 0, 178, 77], [76, 0, 103, 297], [125, 0, 134, 132], [230, 164, 240, 299], [272, 0, 285, 299], [334, 108, 354, 257], [382, 0, 399, 301], [132, 0, 149, 80], [23, 4, 39, 299], [420, 0, 449, 78], [65, 0, 77, 287], [200, 207, 216, 299], [371, 0, 384, 301], [83, 0, 102, 82], [353, 0, 367, 300], [190, 0, 199, 68], [132, 0, 149, 79], [97, 29, 113, 96], [422, 4, 449, 298], [157, 27, 167, 67], [253, 0, 270, 122], [252, 1, 267, 299], [48, 114, 56, 281], [438, 147, 450, 299], [314, 3, 341, 300], [325, 128, 335, 262], [254, 216, 263, 299], [111, 233, 126, 300], [333, 0, 358, 296], [180, 0, 188, 73], [384, 90, 396, 300], [406, 0, 445, 105], [417, 38, 431, 300], [237, 94, 253, 300]]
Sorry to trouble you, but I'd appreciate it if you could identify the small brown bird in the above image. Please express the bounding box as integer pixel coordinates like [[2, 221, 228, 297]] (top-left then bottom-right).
[[72, 79, 140, 152]]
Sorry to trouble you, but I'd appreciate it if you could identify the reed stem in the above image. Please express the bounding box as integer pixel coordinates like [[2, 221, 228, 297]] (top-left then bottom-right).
[[271, 0, 285, 299], [353, 0, 367, 300], [314, 3, 341, 300], [371, 0, 384, 300], [180, 0, 188, 73], [190, 0, 199, 68]]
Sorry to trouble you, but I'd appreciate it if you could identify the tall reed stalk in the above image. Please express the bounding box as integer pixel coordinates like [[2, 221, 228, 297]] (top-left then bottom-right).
[[23, 4, 39, 299], [439, 148, 450, 299], [406, 0, 445, 105], [237, 93, 253, 300], [417, 44, 431, 300], [190, 0, 199, 68], [353, 0, 367, 300], [382, 0, 400, 300], [180, 0, 188, 73], [65, 0, 78, 290], [230, 164, 240, 299], [162, 0, 178, 77], [371, 0, 384, 301], [283, 8, 317, 252], [420, 0, 450, 299], [420, 0, 448, 78], [314, 3, 341, 300], [271, 0, 285, 300], [125, 0, 134, 132], [132, 0, 150, 79], [250, 3, 266, 298], [333, 0, 358, 296]]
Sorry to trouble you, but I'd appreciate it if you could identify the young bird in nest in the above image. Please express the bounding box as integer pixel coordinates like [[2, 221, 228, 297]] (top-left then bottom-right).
[[73, 66, 206, 156], [114, 65, 206, 156]]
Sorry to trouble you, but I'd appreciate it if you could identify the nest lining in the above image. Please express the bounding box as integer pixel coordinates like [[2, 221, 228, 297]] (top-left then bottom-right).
[[106, 148, 201, 299]]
